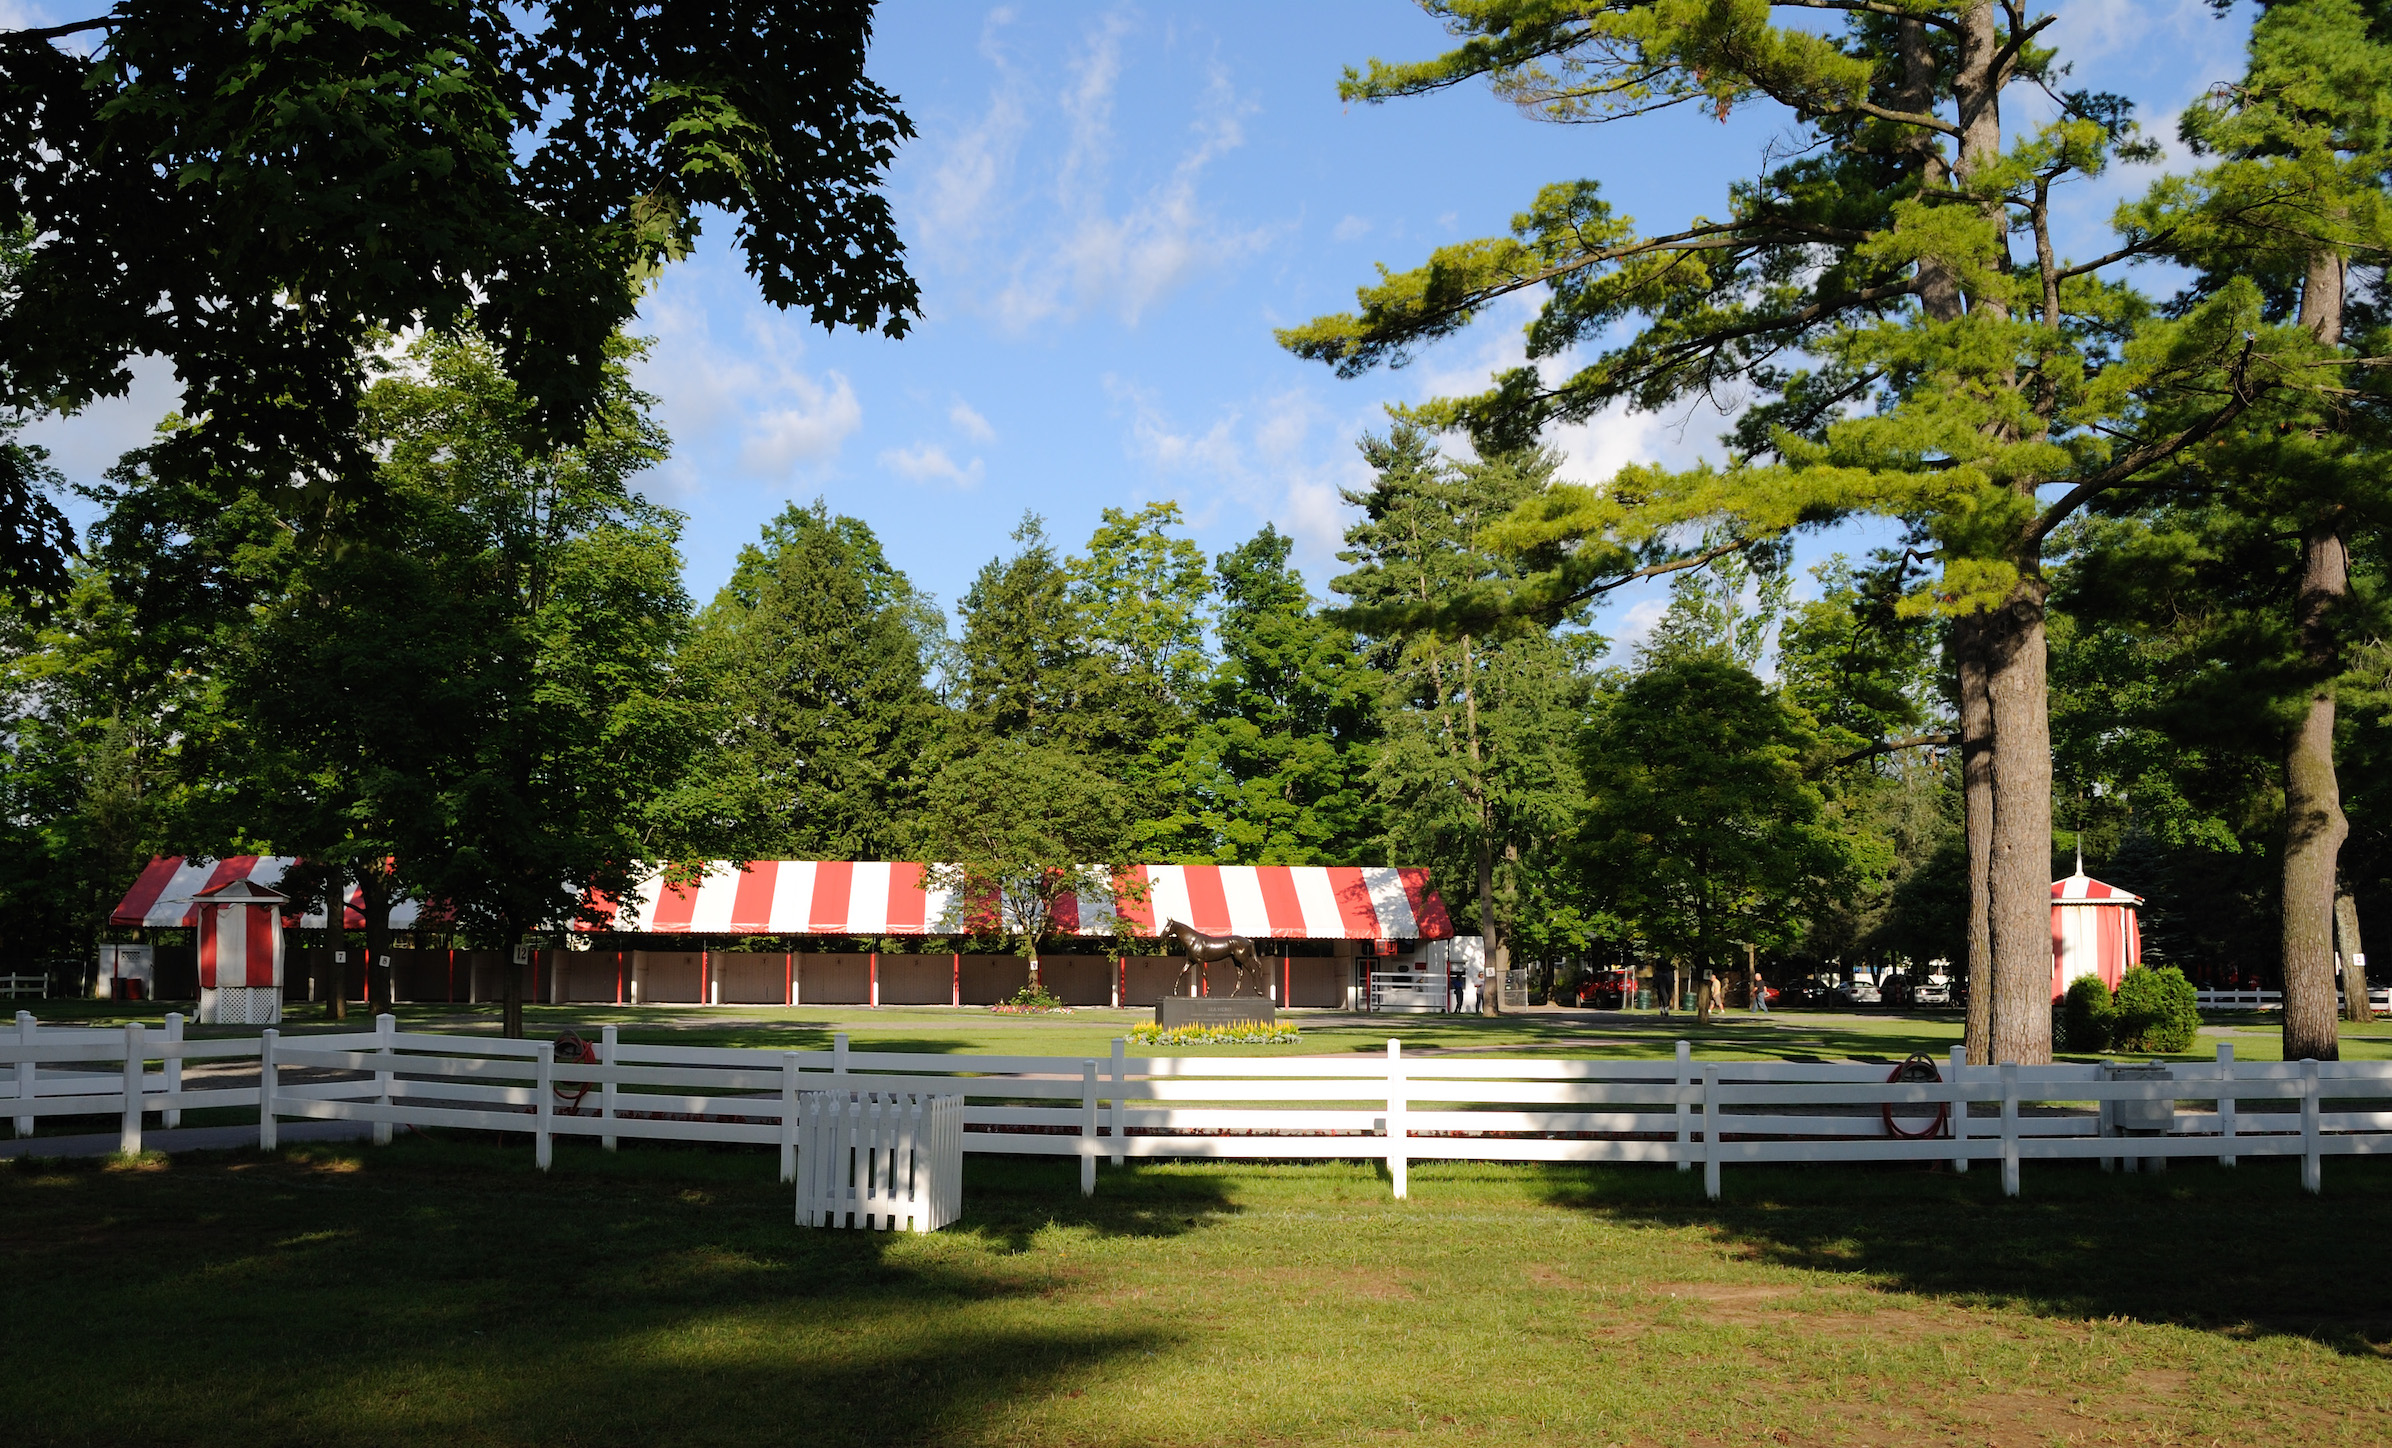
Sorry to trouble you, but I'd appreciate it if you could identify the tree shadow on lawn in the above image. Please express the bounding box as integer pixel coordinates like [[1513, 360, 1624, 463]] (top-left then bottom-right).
[[1531, 1156, 2392, 1357], [0, 1140, 1192, 1448]]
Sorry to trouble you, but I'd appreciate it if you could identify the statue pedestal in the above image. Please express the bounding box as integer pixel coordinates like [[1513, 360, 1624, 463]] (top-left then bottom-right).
[[1156, 996, 1276, 1030]]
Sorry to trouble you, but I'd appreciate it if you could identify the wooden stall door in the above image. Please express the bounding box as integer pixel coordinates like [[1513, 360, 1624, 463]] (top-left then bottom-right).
[[959, 955, 1031, 1005]]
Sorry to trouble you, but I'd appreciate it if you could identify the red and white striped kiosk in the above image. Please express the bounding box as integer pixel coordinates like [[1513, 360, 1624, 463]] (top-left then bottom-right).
[[194, 877, 290, 1025], [2051, 867, 2143, 1001]]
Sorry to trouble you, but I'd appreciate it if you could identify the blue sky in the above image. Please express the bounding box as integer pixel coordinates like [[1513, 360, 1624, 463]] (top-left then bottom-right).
[[22, 1, 2256, 643]]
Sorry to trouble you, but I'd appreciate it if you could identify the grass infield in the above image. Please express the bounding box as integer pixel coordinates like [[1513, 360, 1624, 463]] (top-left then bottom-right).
[[3, 1135, 2388, 1447]]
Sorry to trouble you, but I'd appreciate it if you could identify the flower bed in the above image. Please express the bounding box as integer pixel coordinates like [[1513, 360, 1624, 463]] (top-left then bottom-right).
[[990, 986, 1068, 1015], [1129, 1021, 1302, 1047]]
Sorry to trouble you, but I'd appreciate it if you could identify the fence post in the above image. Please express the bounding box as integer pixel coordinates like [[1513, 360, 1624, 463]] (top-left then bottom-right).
[[1700, 1063, 1720, 1201], [1947, 1044, 1968, 1173], [1999, 1062, 2019, 1198], [13, 1010, 32, 1138], [1386, 1038, 1408, 1200], [834, 1032, 849, 1078], [535, 1041, 555, 1171], [601, 1024, 619, 1151], [780, 1053, 800, 1184], [1109, 1037, 1126, 1167], [373, 1012, 396, 1146], [163, 1012, 184, 1129], [258, 1028, 280, 1152], [1081, 1059, 1098, 1198], [119, 1020, 144, 1156], [1674, 1040, 1692, 1172], [2300, 1057, 2321, 1195], [2215, 1042, 2235, 1168]]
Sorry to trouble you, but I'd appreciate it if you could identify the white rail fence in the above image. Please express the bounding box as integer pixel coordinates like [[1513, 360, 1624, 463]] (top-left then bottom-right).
[[2196, 987, 2391, 1012], [8, 1014, 2392, 1201]]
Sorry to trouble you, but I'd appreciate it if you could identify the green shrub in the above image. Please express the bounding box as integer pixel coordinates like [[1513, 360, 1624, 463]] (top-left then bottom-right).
[[2060, 973, 2116, 1052], [2113, 965, 2201, 1053]]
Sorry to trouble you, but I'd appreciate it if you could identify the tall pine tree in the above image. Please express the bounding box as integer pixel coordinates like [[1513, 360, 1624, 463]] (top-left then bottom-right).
[[1285, 2, 2320, 1062]]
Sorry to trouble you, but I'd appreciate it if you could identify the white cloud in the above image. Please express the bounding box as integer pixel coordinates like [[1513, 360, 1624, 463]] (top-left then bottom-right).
[[1332, 214, 1372, 242], [742, 373, 863, 472], [1105, 375, 1371, 574], [948, 398, 997, 443], [906, 7, 1274, 330], [1613, 597, 1671, 652], [914, 13, 1033, 249], [635, 291, 864, 483], [2047, 0, 2226, 72], [879, 442, 985, 487]]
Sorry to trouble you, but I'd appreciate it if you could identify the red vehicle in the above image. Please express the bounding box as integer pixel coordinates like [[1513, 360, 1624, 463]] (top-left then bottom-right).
[[1577, 969, 1636, 1008]]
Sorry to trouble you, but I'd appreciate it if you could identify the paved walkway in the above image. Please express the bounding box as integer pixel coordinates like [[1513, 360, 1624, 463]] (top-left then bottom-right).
[[0, 1120, 371, 1161]]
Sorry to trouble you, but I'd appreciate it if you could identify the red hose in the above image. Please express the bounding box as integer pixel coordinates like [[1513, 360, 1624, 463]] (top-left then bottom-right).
[[1882, 1053, 1950, 1139], [553, 1030, 599, 1110]]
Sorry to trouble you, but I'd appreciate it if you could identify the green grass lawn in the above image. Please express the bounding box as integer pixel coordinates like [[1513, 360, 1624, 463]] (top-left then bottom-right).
[[3, 1137, 2388, 1447]]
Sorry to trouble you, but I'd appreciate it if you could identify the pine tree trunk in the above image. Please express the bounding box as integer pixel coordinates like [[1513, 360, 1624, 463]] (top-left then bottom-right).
[[1954, 614, 1997, 1065], [2338, 883, 2371, 1023], [1476, 832, 1503, 1016], [2282, 522, 2349, 1062], [502, 915, 526, 1039], [1985, 584, 2053, 1065], [2283, 250, 2348, 1062]]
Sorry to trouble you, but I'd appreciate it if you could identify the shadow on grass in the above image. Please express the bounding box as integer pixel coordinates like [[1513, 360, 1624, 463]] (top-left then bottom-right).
[[0, 1136, 1186, 1448], [1526, 1154, 2392, 1357], [957, 1155, 1240, 1254]]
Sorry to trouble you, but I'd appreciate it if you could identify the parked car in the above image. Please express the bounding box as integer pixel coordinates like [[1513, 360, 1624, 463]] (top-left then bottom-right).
[[1879, 973, 1915, 1006], [1780, 979, 1834, 1008], [1828, 980, 1881, 1007], [1910, 977, 1953, 1006], [1576, 969, 1635, 1009]]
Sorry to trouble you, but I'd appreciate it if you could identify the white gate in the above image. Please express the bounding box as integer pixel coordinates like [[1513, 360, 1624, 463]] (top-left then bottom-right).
[[796, 1089, 962, 1232]]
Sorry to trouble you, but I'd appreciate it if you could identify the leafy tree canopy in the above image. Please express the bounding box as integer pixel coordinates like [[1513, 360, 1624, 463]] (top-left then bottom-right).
[[0, 1, 915, 601]]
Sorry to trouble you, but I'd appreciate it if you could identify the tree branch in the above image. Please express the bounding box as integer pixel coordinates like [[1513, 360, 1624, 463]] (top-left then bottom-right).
[[1560, 536, 1759, 610], [1991, 12, 2057, 86], [0, 17, 116, 45], [1775, 0, 1959, 32], [2028, 359, 2257, 543], [1833, 732, 1954, 767], [2051, 232, 2173, 283]]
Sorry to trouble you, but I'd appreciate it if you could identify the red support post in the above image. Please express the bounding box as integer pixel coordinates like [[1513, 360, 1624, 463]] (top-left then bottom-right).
[[951, 951, 960, 1007], [870, 951, 879, 1008], [785, 951, 793, 1007]]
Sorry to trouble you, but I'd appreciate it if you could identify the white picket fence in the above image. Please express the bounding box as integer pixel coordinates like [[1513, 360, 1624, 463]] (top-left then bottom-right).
[[796, 1090, 963, 1232], [8, 1014, 2392, 1202], [2196, 988, 2392, 1012]]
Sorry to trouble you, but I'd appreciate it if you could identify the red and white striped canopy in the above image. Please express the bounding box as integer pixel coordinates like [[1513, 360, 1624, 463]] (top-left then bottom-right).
[[2052, 871, 2143, 906], [112, 856, 424, 930], [2051, 868, 2143, 1000], [590, 861, 1454, 941]]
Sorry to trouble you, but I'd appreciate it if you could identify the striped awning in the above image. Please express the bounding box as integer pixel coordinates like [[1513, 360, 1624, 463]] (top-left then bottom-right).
[[591, 861, 1453, 941], [112, 856, 424, 930], [2051, 870, 2142, 906]]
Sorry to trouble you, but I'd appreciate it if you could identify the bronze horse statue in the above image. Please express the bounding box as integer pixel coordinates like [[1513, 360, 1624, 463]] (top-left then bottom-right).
[[1160, 919, 1266, 998]]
